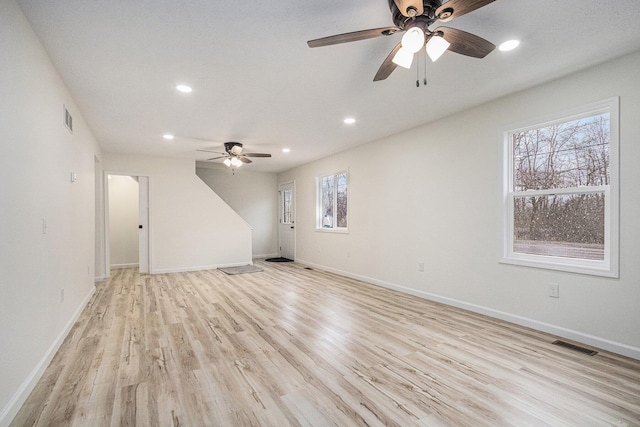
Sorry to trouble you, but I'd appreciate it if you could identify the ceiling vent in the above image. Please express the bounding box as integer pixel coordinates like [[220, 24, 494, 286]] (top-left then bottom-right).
[[63, 105, 73, 133]]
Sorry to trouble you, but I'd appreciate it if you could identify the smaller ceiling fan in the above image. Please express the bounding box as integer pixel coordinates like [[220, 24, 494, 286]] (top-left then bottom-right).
[[198, 142, 271, 168], [307, 0, 497, 82]]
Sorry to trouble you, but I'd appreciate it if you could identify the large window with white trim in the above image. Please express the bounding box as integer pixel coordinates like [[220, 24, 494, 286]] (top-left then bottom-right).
[[502, 98, 618, 277], [317, 171, 348, 231]]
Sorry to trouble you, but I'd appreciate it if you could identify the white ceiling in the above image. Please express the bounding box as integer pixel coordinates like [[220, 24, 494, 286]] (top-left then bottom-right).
[[16, 0, 640, 172]]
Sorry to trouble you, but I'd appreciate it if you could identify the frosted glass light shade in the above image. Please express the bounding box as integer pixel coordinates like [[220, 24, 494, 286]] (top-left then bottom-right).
[[426, 35, 450, 62], [224, 158, 232, 167], [392, 47, 414, 69], [401, 27, 425, 53]]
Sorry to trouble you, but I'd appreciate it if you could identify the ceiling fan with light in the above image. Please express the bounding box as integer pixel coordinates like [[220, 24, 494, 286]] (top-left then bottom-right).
[[307, 0, 497, 81], [198, 142, 271, 168]]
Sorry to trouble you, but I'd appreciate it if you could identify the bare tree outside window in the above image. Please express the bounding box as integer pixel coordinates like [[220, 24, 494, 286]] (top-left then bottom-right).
[[511, 113, 609, 260], [336, 172, 348, 228]]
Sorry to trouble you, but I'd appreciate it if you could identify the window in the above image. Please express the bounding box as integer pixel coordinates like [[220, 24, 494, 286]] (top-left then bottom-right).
[[317, 171, 348, 231], [282, 188, 292, 224], [502, 98, 618, 277]]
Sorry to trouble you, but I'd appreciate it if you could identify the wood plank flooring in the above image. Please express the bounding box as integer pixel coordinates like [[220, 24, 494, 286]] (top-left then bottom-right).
[[11, 261, 640, 426]]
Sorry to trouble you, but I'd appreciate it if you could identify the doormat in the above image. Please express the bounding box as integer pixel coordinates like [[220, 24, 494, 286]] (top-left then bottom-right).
[[265, 257, 293, 262], [218, 265, 263, 275]]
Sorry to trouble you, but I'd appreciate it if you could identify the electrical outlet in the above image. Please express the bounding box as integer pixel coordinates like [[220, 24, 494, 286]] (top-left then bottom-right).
[[549, 283, 559, 298], [60, 288, 65, 303], [418, 262, 425, 272]]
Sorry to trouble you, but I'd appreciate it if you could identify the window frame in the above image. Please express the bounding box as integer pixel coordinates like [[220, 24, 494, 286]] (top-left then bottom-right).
[[316, 170, 349, 233], [501, 97, 619, 278]]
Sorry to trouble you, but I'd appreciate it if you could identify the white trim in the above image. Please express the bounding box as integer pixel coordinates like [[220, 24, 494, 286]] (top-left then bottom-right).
[[295, 258, 640, 361], [152, 261, 251, 274], [501, 97, 619, 278], [315, 228, 349, 234], [0, 287, 96, 427], [110, 263, 139, 269], [253, 253, 279, 259], [316, 170, 349, 232]]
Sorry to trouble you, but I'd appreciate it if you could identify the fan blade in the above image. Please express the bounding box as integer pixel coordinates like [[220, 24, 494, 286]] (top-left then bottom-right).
[[197, 149, 225, 154], [373, 43, 402, 82], [206, 156, 227, 161], [307, 27, 399, 48], [243, 153, 272, 158], [436, 26, 495, 58], [436, 0, 495, 22], [393, 0, 423, 17], [239, 157, 253, 164]]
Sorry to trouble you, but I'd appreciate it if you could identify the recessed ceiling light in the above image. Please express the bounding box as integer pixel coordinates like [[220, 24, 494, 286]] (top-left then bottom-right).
[[282, 148, 291, 153], [162, 134, 174, 140], [175, 84, 192, 93], [499, 39, 520, 52], [343, 117, 356, 124]]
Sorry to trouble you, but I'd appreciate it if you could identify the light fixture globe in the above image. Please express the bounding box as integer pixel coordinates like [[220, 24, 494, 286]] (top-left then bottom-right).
[[426, 35, 450, 62], [392, 47, 414, 69], [401, 27, 425, 54], [223, 158, 232, 167]]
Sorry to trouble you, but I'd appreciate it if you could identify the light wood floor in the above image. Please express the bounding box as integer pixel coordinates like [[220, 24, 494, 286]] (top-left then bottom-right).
[[11, 261, 640, 426]]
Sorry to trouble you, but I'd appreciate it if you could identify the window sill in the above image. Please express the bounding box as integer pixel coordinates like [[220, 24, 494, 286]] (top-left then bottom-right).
[[499, 255, 618, 278], [315, 228, 349, 234]]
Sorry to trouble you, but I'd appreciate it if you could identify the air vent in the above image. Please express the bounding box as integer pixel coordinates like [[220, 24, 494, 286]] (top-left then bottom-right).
[[63, 105, 73, 133], [552, 340, 598, 356]]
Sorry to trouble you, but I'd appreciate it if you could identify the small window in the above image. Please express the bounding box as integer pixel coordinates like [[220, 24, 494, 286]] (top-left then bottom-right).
[[282, 188, 292, 224], [502, 98, 618, 277], [317, 171, 348, 231]]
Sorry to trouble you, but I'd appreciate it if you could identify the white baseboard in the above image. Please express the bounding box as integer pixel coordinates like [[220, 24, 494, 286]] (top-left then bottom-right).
[[0, 286, 96, 427], [253, 253, 279, 259], [110, 263, 138, 269], [94, 275, 106, 282], [152, 261, 253, 274], [295, 258, 640, 361]]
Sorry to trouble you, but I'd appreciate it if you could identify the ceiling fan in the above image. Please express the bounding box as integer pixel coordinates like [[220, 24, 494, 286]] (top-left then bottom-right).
[[198, 142, 271, 168], [307, 0, 497, 81]]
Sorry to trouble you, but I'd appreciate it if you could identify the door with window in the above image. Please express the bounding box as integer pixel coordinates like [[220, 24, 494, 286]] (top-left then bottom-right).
[[278, 181, 295, 260]]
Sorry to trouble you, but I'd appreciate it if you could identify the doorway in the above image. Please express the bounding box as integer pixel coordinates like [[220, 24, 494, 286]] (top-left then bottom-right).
[[278, 181, 295, 260], [104, 173, 150, 277]]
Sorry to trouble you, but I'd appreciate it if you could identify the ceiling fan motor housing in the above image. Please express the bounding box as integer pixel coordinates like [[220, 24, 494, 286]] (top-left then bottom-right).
[[224, 141, 243, 155], [388, 0, 442, 29]]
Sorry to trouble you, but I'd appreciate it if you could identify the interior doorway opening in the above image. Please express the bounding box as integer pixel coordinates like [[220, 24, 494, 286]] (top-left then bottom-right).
[[104, 173, 149, 277]]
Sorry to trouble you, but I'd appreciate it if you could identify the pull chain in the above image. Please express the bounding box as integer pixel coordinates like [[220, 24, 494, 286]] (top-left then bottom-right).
[[423, 50, 427, 86], [416, 52, 420, 87]]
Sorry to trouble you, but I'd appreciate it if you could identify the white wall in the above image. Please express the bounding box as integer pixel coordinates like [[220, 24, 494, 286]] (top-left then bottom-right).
[[0, 0, 102, 424], [196, 163, 278, 258], [103, 153, 252, 273], [279, 51, 640, 359], [108, 175, 139, 267]]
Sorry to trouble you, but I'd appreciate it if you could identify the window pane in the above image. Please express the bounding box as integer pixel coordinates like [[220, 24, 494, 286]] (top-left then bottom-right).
[[283, 189, 292, 224], [513, 193, 605, 260], [321, 175, 334, 228], [336, 172, 348, 228], [512, 113, 610, 191]]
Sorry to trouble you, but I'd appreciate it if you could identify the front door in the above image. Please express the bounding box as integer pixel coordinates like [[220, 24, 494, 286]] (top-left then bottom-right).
[[278, 181, 295, 260]]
